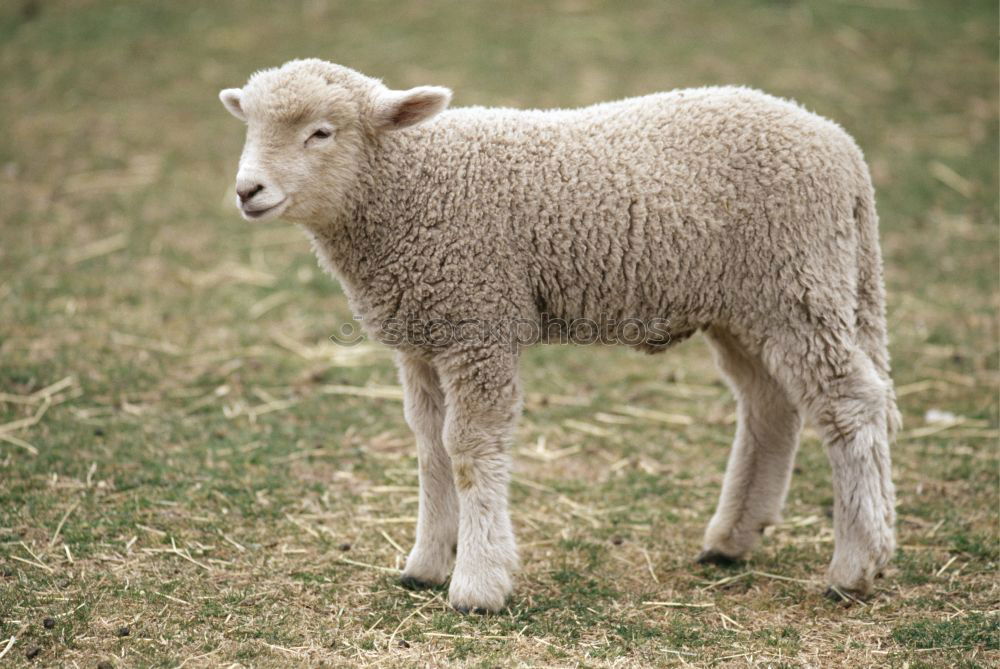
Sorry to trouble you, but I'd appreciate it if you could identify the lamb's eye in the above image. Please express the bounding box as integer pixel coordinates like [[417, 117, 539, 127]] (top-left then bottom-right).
[[309, 128, 332, 142]]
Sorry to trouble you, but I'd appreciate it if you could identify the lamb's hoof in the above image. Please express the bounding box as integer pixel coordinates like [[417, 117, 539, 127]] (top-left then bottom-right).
[[400, 575, 440, 590], [452, 605, 493, 616], [823, 586, 868, 604], [448, 556, 515, 614], [696, 549, 741, 566]]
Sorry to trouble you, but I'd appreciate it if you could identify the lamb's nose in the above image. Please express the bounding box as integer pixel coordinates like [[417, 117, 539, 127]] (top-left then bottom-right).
[[237, 183, 264, 203]]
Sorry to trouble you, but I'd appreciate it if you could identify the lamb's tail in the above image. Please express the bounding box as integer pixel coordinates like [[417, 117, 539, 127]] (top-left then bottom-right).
[[854, 187, 902, 439]]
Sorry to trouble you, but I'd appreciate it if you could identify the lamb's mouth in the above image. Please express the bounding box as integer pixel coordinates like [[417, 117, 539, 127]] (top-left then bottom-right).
[[241, 198, 288, 221]]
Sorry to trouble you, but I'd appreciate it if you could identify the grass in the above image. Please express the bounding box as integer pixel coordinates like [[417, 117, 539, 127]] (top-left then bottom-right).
[[0, 0, 997, 666]]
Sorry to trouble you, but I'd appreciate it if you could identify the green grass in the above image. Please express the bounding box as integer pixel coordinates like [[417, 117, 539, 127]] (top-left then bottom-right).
[[0, 0, 997, 666], [892, 614, 999, 652]]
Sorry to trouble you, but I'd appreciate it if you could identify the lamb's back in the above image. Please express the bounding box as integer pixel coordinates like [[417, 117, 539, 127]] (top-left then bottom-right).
[[421, 87, 863, 231]]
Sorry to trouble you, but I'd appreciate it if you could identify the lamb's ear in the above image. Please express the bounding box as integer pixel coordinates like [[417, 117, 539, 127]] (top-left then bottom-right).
[[372, 86, 451, 131], [219, 88, 246, 121]]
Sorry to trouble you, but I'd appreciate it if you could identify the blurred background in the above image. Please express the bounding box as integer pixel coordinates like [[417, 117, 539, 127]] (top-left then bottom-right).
[[1, 1, 996, 666]]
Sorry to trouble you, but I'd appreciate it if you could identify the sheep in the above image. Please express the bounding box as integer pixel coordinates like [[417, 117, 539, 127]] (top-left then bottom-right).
[[219, 58, 900, 613]]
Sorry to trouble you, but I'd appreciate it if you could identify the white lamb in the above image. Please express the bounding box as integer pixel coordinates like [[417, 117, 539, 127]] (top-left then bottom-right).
[[219, 59, 899, 613]]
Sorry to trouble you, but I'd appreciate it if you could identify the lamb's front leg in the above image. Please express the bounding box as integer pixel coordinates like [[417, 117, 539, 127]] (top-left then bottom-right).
[[398, 354, 459, 588], [439, 351, 521, 613]]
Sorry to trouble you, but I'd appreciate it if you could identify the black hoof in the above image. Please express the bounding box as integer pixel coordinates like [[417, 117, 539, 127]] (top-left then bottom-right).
[[400, 575, 438, 590], [696, 549, 741, 566], [823, 586, 866, 604], [452, 605, 492, 615]]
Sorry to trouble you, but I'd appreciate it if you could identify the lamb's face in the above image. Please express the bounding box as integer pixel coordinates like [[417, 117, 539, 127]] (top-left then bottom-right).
[[219, 60, 451, 224], [219, 66, 368, 223]]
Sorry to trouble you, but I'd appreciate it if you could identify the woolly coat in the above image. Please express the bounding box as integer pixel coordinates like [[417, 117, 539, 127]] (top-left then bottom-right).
[[305, 87, 884, 383]]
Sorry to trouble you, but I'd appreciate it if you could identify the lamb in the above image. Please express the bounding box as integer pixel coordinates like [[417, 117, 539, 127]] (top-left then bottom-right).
[[219, 58, 900, 613]]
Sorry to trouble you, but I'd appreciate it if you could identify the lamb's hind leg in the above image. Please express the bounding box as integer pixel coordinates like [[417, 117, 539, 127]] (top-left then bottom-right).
[[699, 327, 804, 563], [809, 352, 895, 596], [763, 332, 896, 597], [398, 353, 459, 588]]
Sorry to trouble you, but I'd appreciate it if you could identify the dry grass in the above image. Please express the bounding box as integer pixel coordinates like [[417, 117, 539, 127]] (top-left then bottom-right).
[[0, 0, 997, 666]]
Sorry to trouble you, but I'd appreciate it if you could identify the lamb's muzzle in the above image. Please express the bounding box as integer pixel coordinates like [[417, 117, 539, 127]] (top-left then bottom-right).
[[236, 182, 264, 203]]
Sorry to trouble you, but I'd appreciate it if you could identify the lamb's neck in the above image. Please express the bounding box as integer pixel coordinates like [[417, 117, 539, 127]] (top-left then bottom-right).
[[349, 130, 431, 247], [300, 128, 436, 294]]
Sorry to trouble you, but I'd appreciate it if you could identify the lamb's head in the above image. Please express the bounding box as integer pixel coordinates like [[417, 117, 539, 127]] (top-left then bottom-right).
[[219, 59, 451, 223]]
